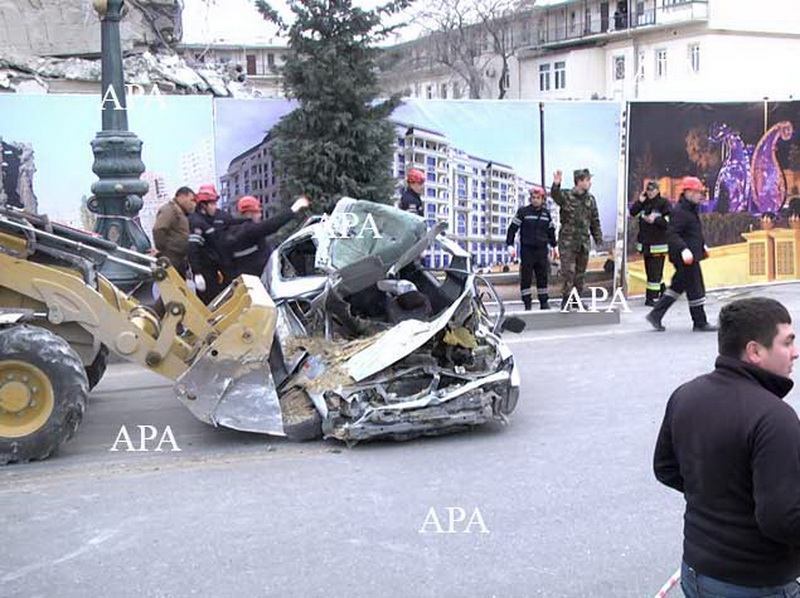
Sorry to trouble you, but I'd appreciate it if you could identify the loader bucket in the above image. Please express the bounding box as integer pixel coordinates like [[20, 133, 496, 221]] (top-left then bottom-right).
[[174, 274, 286, 436]]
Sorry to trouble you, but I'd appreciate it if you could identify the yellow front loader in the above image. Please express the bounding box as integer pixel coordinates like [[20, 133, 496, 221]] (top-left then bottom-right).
[[0, 207, 286, 464]]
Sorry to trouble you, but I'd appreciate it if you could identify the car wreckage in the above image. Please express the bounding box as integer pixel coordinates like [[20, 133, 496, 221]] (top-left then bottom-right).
[[177, 198, 522, 444]]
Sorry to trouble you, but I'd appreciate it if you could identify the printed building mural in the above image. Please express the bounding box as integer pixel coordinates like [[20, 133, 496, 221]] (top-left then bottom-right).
[[627, 101, 800, 293]]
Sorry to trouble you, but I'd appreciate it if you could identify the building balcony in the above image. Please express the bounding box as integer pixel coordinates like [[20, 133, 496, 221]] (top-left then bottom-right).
[[538, 1, 708, 48]]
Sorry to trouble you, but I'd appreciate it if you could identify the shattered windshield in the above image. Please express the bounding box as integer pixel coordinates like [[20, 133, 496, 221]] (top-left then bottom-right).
[[314, 198, 428, 272]]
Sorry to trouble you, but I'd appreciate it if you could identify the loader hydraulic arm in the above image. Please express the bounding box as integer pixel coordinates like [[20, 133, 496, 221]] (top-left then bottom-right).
[[0, 208, 275, 381]]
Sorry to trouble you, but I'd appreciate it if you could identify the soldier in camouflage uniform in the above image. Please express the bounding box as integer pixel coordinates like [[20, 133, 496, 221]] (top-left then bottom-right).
[[550, 168, 603, 310]]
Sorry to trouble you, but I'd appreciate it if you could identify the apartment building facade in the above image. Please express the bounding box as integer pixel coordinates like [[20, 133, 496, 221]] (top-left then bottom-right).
[[219, 135, 281, 213], [178, 42, 286, 97], [520, 0, 800, 101], [220, 123, 538, 267], [392, 123, 539, 268], [383, 0, 800, 102]]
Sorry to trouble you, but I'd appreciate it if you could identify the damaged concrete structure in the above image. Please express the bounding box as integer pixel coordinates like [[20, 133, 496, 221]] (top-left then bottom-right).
[[0, 0, 271, 97], [0, 0, 180, 57], [0, 139, 38, 213]]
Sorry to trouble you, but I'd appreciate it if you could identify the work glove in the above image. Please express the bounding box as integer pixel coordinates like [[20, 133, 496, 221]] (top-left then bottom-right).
[[194, 274, 206, 292], [291, 196, 311, 213], [681, 248, 694, 265], [508, 245, 517, 260]]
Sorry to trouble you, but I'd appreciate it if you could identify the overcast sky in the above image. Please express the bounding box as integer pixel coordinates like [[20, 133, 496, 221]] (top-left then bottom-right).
[[181, 0, 422, 45]]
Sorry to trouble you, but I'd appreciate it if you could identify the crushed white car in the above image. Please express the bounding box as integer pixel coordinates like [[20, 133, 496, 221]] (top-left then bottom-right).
[[262, 198, 522, 443]]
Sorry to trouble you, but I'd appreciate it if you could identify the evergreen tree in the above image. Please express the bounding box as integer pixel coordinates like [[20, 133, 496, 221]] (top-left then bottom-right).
[[256, 0, 411, 208]]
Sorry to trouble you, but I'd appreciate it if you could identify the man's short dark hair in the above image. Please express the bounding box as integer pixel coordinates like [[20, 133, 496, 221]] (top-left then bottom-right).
[[175, 186, 195, 197], [573, 168, 591, 183], [718, 298, 792, 358]]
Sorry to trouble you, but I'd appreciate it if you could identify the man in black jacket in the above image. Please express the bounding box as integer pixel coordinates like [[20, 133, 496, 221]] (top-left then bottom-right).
[[631, 181, 670, 306], [654, 297, 800, 597], [225, 195, 310, 277], [506, 184, 558, 310], [646, 176, 716, 332], [188, 184, 232, 304]]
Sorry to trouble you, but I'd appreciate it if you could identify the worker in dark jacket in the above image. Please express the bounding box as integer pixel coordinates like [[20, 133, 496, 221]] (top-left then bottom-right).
[[655, 297, 800, 596], [398, 168, 425, 217], [152, 186, 195, 277], [646, 177, 716, 332], [630, 180, 671, 306], [506, 184, 558, 310], [188, 184, 231, 304], [225, 195, 310, 277]]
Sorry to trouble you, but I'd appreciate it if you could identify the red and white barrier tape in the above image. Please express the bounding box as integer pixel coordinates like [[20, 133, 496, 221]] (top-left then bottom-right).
[[654, 567, 681, 598]]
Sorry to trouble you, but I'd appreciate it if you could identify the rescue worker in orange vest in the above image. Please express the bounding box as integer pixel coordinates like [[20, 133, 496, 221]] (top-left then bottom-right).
[[188, 184, 232, 304], [225, 195, 311, 277]]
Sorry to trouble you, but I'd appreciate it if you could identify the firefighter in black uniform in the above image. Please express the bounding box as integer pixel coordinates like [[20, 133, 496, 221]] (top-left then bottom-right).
[[188, 184, 232, 304], [506, 184, 558, 310], [398, 168, 425, 217], [630, 180, 671, 306], [646, 176, 717, 332], [225, 195, 310, 277]]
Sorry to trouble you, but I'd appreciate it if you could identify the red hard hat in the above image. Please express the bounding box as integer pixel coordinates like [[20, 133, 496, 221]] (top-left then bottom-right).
[[237, 195, 261, 213], [681, 176, 704, 192], [406, 169, 425, 184], [529, 184, 546, 196], [196, 184, 219, 202]]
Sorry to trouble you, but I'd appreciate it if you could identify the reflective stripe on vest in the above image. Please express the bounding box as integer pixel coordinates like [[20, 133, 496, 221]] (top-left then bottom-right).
[[233, 245, 259, 258]]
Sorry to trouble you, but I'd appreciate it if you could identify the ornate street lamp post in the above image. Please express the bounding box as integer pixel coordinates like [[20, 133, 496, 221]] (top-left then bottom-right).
[[88, 0, 151, 288]]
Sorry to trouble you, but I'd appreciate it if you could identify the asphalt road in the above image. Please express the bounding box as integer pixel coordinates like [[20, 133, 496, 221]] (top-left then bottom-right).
[[3, 284, 800, 598]]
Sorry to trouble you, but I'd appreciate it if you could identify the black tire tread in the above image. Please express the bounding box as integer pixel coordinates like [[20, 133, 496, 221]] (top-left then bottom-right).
[[0, 325, 88, 465]]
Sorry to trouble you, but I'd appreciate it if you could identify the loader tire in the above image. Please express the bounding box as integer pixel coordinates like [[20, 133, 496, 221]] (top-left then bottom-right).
[[280, 387, 323, 441], [0, 325, 89, 465], [85, 344, 109, 391]]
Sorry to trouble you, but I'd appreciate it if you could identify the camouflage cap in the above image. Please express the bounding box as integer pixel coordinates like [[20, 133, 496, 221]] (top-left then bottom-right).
[[573, 168, 592, 182]]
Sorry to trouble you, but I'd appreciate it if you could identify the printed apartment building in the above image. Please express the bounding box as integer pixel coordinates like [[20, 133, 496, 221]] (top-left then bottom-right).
[[179, 138, 216, 191], [392, 123, 543, 268], [220, 125, 540, 267], [219, 134, 281, 213], [138, 171, 170, 241]]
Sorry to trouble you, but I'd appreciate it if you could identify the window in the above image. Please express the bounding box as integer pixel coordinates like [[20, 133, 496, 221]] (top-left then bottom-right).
[[554, 61, 566, 89], [614, 56, 625, 81], [655, 49, 667, 79], [453, 82, 462, 99], [539, 63, 551, 91], [426, 84, 433, 99], [267, 53, 275, 68], [440, 83, 448, 99], [689, 43, 700, 73], [246, 54, 256, 76], [501, 69, 510, 91]]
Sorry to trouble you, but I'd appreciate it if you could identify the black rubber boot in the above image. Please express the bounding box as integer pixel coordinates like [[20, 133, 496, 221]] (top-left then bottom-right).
[[646, 293, 676, 332], [691, 306, 717, 331]]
